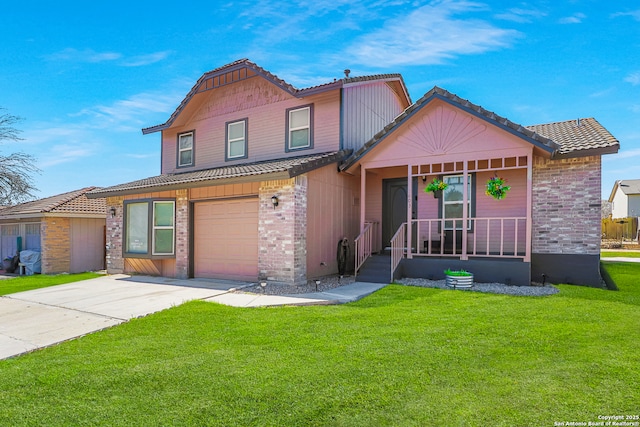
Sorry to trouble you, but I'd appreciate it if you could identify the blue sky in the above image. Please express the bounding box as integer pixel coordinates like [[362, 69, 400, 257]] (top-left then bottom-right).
[[1, 0, 638, 199]]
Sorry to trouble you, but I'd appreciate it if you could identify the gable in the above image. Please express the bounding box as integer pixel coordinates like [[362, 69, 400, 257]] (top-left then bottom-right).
[[357, 100, 535, 169]]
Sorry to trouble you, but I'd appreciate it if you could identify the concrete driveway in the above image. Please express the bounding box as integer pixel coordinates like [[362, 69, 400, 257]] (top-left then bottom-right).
[[0, 274, 243, 360]]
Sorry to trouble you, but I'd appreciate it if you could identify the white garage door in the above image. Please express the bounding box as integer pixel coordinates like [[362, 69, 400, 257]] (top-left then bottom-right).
[[194, 198, 259, 281]]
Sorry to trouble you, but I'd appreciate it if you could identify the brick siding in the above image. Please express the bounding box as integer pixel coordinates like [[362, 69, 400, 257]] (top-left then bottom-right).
[[40, 217, 71, 273], [532, 155, 601, 255], [105, 196, 124, 274], [174, 189, 189, 279], [258, 176, 307, 285]]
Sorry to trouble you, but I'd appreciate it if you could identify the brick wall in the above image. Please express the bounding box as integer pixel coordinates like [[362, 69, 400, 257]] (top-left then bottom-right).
[[106, 196, 124, 274], [40, 217, 71, 273], [174, 189, 189, 279], [532, 155, 601, 255], [258, 176, 307, 285]]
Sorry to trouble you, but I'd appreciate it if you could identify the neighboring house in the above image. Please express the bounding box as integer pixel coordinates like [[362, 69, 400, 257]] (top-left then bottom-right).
[[0, 187, 106, 274], [88, 59, 619, 287], [608, 179, 640, 219]]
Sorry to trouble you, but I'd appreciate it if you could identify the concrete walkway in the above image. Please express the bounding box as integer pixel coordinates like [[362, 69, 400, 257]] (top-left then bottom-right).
[[0, 274, 385, 360], [601, 257, 640, 263]]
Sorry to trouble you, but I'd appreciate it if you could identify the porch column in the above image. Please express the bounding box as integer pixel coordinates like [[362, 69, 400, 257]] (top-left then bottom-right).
[[525, 151, 533, 262], [461, 166, 469, 260], [407, 164, 413, 259]]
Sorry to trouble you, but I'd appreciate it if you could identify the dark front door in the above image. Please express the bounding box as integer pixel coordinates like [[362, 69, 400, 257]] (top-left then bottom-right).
[[382, 178, 417, 249]]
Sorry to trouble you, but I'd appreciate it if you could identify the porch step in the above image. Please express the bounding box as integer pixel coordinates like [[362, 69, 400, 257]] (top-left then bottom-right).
[[356, 254, 392, 283]]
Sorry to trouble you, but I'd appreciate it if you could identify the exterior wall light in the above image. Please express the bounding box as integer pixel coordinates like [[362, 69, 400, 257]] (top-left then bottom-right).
[[271, 195, 279, 209], [109, 207, 117, 217]]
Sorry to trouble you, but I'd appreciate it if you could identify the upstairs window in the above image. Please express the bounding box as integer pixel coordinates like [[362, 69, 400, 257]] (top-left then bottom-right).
[[124, 200, 175, 257], [177, 131, 194, 167], [226, 119, 248, 161], [286, 105, 313, 151]]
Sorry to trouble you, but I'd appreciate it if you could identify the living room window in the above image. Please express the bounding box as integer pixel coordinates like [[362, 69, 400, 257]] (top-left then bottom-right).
[[124, 200, 175, 257], [226, 118, 248, 160], [177, 131, 194, 167], [285, 105, 313, 151]]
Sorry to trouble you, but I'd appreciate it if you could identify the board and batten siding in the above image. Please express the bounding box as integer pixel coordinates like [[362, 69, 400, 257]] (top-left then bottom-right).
[[70, 218, 105, 273], [161, 76, 341, 174], [306, 165, 360, 279], [342, 81, 407, 153]]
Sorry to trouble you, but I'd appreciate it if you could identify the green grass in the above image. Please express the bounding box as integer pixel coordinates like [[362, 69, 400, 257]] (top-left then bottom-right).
[[601, 250, 640, 258], [0, 272, 102, 296], [0, 265, 638, 426]]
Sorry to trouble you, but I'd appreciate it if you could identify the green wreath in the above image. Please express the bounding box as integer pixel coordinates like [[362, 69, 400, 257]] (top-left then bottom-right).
[[485, 176, 511, 200]]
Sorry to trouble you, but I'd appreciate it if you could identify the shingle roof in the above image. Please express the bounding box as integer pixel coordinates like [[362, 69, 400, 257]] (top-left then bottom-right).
[[0, 187, 106, 218], [87, 151, 350, 198], [340, 86, 620, 172], [525, 117, 619, 157], [142, 59, 409, 134], [610, 179, 640, 199]]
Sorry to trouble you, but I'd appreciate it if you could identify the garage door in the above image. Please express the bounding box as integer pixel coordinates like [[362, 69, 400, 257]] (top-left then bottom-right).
[[194, 198, 259, 281]]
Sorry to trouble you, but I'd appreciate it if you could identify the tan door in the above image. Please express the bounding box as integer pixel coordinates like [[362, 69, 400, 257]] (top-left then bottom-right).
[[194, 198, 258, 281]]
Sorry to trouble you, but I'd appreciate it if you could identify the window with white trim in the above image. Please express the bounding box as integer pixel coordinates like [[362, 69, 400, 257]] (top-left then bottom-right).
[[226, 119, 247, 160], [286, 105, 313, 151], [177, 131, 194, 167], [125, 200, 175, 257], [442, 174, 473, 230]]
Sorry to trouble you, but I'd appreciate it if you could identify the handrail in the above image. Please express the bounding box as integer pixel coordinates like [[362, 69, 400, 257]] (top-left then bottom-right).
[[390, 222, 406, 282], [354, 222, 375, 277]]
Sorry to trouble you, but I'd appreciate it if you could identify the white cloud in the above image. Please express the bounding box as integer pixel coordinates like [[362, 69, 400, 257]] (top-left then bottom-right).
[[611, 10, 640, 21], [495, 7, 547, 23], [45, 48, 171, 67], [559, 12, 586, 24], [122, 51, 173, 67], [345, 1, 519, 67], [45, 48, 122, 63], [38, 143, 99, 168], [624, 72, 640, 86]]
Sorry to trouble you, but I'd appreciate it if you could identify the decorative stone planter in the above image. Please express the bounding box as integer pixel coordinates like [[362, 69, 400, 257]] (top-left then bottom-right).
[[445, 274, 474, 288]]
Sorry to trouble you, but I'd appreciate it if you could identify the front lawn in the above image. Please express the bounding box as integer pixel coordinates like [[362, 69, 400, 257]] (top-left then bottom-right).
[[0, 264, 638, 426], [0, 272, 102, 296], [601, 250, 640, 258]]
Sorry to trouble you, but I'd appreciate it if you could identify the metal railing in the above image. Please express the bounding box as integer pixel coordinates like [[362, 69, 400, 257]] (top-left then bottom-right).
[[354, 221, 376, 277], [390, 222, 406, 282], [410, 217, 528, 259]]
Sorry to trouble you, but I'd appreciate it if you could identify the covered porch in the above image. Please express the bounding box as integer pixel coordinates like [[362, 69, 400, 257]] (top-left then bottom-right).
[[354, 151, 533, 285]]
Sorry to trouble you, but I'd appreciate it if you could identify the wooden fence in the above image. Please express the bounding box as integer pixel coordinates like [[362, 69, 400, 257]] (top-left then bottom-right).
[[602, 217, 638, 241]]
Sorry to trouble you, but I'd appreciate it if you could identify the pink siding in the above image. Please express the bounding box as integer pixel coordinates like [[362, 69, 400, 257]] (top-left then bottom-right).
[[361, 100, 533, 170], [306, 165, 360, 279], [342, 81, 408, 152], [162, 76, 341, 174]]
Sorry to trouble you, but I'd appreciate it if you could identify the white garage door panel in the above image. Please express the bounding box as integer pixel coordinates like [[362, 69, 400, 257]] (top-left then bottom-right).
[[194, 199, 258, 281]]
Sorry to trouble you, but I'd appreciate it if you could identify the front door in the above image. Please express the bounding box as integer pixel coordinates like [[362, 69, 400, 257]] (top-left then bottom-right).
[[382, 178, 417, 249]]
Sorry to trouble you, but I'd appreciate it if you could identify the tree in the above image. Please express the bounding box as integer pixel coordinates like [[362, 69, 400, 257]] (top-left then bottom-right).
[[0, 109, 39, 205]]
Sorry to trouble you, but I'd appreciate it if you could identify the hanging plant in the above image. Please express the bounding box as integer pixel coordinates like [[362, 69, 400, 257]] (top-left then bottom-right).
[[485, 176, 511, 200], [424, 178, 448, 198]]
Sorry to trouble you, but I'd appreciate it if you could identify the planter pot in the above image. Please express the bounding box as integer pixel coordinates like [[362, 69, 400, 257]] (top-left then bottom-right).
[[433, 189, 442, 199], [445, 274, 474, 288]]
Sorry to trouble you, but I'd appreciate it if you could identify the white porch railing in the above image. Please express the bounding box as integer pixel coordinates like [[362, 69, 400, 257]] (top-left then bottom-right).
[[390, 222, 406, 282], [410, 217, 528, 259], [354, 221, 376, 277]]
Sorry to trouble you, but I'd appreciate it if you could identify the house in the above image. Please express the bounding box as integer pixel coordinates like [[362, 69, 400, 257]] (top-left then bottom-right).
[[0, 187, 106, 274], [87, 59, 619, 287], [608, 179, 640, 219]]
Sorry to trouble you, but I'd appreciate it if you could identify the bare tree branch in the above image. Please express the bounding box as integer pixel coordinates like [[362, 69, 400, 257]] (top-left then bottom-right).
[[0, 108, 40, 205]]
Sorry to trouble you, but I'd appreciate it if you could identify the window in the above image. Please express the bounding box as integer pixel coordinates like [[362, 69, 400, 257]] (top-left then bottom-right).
[[226, 119, 248, 160], [285, 105, 313, 151], [442, 174, 474, 230], [177, 131, 194, 167], [124, 200, 175, 257]]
